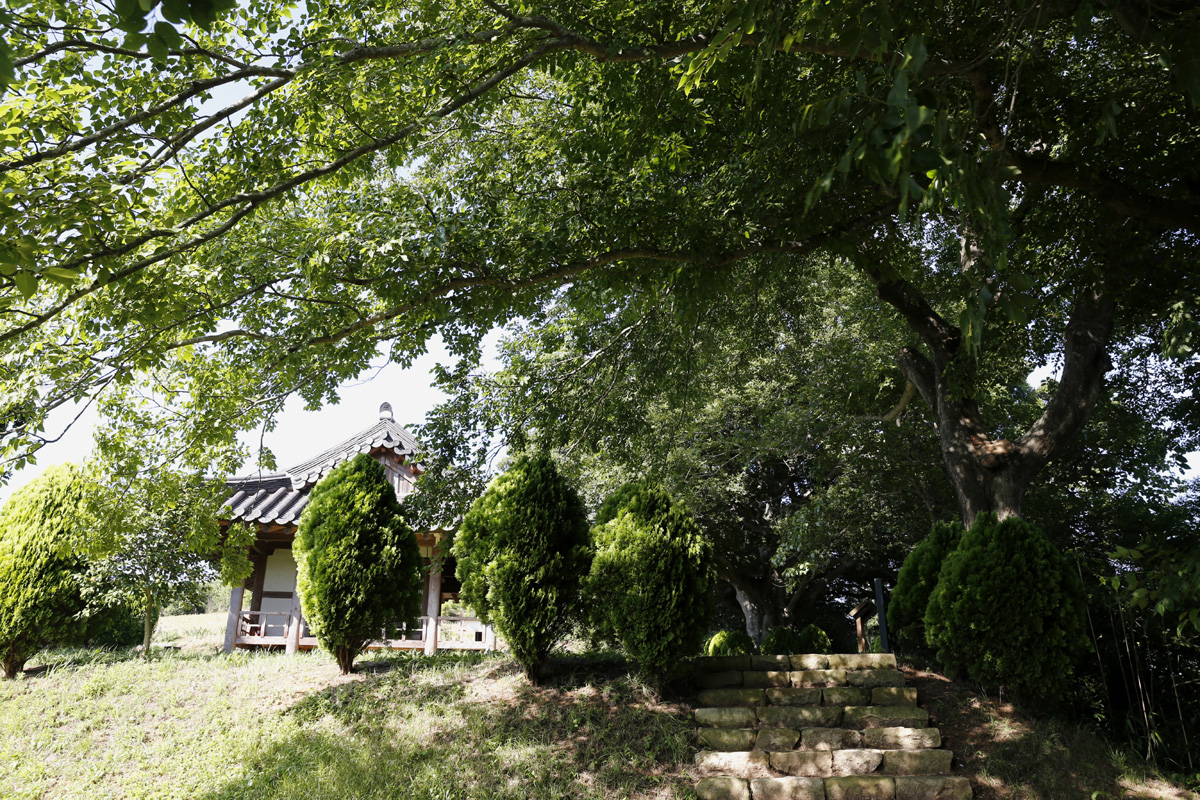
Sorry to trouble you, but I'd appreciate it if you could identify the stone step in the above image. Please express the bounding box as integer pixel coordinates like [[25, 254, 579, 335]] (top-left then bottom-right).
[[699, 726, 942, 752], [698, 687, 919, 707], [696, 705, 929, 730], [695, 748, 955, 778], [699, 668, 906, 691], [696, 775, 972, 800], [696, 654, 898, 674]]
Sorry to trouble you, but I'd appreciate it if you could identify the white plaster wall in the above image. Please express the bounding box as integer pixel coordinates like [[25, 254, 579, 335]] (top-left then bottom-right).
[[261, 549, 297, 637]]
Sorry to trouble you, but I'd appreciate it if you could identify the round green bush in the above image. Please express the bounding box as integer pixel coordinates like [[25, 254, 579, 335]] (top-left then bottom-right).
[[924, 513, 1088, 701], [295, 454, 424, 674], [453, 454, 592, 682], [0, 464, 92, 678], [761, 626, 805, 655], [888, 520, 963, 651], [704, 629, 755, 656], [794, 623, 832, 655], [83, 600, 152, 648], [587, 484, 714, 686]]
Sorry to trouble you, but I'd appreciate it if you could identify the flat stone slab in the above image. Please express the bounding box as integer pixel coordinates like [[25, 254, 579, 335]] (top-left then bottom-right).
[[847, 670, 906, 688], [759, 706, 843, 728], [699, 727, 758, 751], [767, 688, 823, 706], [842, 706, 929, 729], [791, 654, 830, 670], [872, 688, 918, 706], [697, 776, 751, 800], [747, 671, 793, 688], [791, 670, 847, 688], [895, 776, 972, 800], [823, 688, 870, 706], [700, 688, 768, 707], [881, 749, 953, 776], [697, 670, 746, 690], [824, 776, 896, 800], [698, 707, 758, 728], [752, 654, 794, 670], [697, 656, 752, 672], [801, 727, 862, 751], [696, 750, 771, 776], [863, 728, 941, 750], [751, 776, 826, 800], [827, 654, 897, 671], [832, 749, 885, 775], [756, 728, 801, 751], [769, 750, 833, 778]]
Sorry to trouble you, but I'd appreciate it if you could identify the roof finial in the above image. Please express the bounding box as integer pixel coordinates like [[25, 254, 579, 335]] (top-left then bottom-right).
[[379, 401, 393, 421]]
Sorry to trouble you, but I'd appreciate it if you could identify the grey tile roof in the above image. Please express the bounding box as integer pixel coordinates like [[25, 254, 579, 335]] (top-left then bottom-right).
[[284, 418, 419, 490], [222, 414, 420, 526]]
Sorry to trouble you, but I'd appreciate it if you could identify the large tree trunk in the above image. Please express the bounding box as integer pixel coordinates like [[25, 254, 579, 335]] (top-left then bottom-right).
[[865, 255, 1116, 526]]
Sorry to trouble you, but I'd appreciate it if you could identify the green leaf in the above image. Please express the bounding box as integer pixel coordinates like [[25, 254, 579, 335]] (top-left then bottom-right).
[[12, 271, 37, 299]]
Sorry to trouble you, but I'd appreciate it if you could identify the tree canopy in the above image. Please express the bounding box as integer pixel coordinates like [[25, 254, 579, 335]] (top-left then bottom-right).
[[0, 0, 1196, 531]]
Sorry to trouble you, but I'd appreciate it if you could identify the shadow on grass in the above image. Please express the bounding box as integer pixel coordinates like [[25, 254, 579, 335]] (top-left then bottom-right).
[[905, 668, 1181, 800], [193, 650, 696, 800]]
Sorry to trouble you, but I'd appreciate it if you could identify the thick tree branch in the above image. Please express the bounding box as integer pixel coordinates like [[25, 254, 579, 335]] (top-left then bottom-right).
[[1016, 279, 1116, 468]]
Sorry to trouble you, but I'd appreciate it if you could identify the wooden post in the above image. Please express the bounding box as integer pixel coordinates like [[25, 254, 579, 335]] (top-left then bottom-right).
[[874, 578, 891, 653], [285, 592, 302, 654], [223, 586, 245, 653], [424, 567, 442, 656]]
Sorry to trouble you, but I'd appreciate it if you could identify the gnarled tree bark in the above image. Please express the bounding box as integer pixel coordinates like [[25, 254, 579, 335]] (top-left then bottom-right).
[[860, 255, 1116, 526]]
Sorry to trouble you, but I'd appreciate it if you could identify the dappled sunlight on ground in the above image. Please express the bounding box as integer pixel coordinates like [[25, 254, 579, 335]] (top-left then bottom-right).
[[902, 666, 1198, 800]]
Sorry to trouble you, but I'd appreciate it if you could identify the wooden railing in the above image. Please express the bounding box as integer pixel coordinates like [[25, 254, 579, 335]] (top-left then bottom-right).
[[232, 609, 496, 653]]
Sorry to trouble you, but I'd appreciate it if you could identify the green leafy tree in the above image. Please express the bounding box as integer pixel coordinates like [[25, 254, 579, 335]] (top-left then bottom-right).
[[420, 259, 952, 641], [0, 464, 91, 678], [925, 513, 1088, 702], [0, 0, 1195, 540], [587, 483, 713, 686], [888, 520, 963, 652], [453, 453, 591, 682], [294, 454, 423, 674], [83, 469, 253, 653]]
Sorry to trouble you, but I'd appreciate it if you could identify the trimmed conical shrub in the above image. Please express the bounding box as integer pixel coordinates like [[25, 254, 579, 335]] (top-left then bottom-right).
[[295, 454, 423, 674], [924, 513, 1087, 702], [453, 454, 591, 682]]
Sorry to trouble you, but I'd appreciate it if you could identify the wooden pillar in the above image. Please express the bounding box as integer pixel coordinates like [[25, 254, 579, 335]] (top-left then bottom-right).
[[223, 586, 245, 653], [285, 591, 302, 655], [424, 567, 442, 656]]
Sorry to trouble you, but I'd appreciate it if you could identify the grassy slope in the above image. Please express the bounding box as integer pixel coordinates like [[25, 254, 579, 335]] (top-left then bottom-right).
[[1, 615, 1195, 800], [0, 614, 696, 800]]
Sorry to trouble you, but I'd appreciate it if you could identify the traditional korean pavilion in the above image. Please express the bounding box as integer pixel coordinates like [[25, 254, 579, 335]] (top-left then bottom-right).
[[219, 402, 494, 655]]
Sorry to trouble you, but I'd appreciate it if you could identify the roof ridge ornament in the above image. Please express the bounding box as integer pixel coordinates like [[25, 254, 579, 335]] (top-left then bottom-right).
[[379, 401, 393, 421]]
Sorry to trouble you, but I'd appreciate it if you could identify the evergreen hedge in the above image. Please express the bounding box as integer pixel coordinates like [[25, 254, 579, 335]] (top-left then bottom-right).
[[453, 454, 591, 682], [587, 484, 713, 686], [924, 513, 1088, 702], [888, 520, 963, 651], [0, 464, 92, 678], [295, 454, 423, 674]]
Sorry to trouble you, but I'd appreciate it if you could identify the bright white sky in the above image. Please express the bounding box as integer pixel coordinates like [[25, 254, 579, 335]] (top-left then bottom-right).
[[0, 333, 501, 504]]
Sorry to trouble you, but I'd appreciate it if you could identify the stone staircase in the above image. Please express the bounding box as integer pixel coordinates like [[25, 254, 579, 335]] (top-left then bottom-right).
[[692, 653, 971, 800]]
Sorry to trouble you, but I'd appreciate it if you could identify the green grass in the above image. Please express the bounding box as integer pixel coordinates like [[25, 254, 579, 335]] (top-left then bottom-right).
[[0, 614, 697, 800]]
